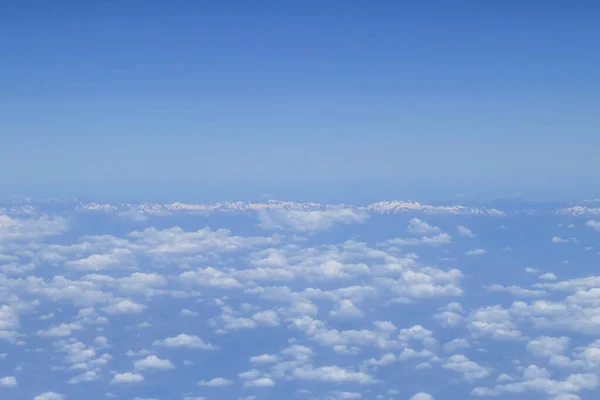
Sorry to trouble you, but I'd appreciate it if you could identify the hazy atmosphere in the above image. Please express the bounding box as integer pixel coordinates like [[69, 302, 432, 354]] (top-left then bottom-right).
[[2, 2, 600, 400]]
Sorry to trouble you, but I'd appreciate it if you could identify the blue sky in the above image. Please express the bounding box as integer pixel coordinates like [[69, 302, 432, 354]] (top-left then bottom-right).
[[2, 1, 600, 202]]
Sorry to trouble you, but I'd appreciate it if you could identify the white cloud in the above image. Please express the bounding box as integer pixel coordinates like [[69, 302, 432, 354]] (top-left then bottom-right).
[[0, 376, 17, 388], [457, 226, 475, 237], [0, 214, 67, 240], [258, 209, 368, 232], [486, 284, 546, 298], [65, 248, 133, 271], [67, 370, 100, 384], [527, 336, 570, 358], [111, 372, 144, 384], [540, 272, 558, 281], [33, 393, 65, 400], [552, 236, 578, 244], [433, 308, 463, 327], [364, 353, 396, 367], [472, 367, 597, 398], [442, 354, 490, 381], [336, 392, 362, 399], [465, 248, 486, 256], [292, 365, 378, 384], [329, 299, 364, 319], [382, 233, 452, 247], [251, 310, 280, 326], [468, 306, 521, 340], [134, 355, 175, 370], [407, 219, 440, 235], [128, 226, 277, 254], [244, 377, 275, 387], [250, 354, 278, 364], [409, 394, 434, 400], [153, 334, 217, 350], [180, 308, 199, 317], [198, 377, 234, 387], [443, 338, 470, 353], [180, 267, 242, 289], [37, 323, 82, 337], [102, 299, 146, 315], [586, 220, 600, 231]]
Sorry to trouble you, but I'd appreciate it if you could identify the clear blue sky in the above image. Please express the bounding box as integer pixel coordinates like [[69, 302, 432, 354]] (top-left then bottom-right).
[[2, 1, 599, 202]]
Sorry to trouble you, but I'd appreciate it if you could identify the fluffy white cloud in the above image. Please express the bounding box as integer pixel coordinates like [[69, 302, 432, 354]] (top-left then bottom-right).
[[551, 236, 578, 244], [433, 302, 464, 327], [527, 336, 570, 358], [180, 267, 242, 288], [465, 248, 486, 256], [37, 323, 82, 337], [457, 225, 475, 237], [443, 338, 470, 353], [407, 219, 440, 235], [586, 220, 600, 231], [486, 284, 546, 298], [468, 306, 521, 340], [153, 334, 217, 350], [0, 376, 17, 388], [293, 365, 378, 384], [111, 372, 144, 384], [67, 370, 100, 384], [7, 200, 600, 399], [329, 299, 364, 319], [472, 367, 597, 398], [102, 299, 146, 314], [258, 209, 368, 232], [128, 226, 277, 254], [198, 378, 234, 387], [134, 355, 175, 370], [250, 354, 278, 364], [442, 354, 490, 381], [540, 272, 558, 281], [382, 233, 452, 247], [65, 248, 133, 271], [0, 214, 67, 240], [244, 377, 275, 387], [33, 393, 66, 400], [409, 394, 434, 400]]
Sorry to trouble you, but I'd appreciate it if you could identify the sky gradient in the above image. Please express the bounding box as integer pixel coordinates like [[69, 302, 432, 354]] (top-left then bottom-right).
[[2, 1, 599, 202]]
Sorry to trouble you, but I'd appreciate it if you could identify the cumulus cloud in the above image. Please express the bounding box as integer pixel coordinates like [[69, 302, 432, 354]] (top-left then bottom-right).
[[409, 394, 434, 400], [244, 377, 275, 387], [250, 354, 278, 364], [134, 355, 175, 370], [7, 199, 600, 399], [111, 372, 144, 384], [382, 233, 452, 247], [258, 209, 368, 232], [468, 306, 521, 340], [457, 225, 475, 237], [465, 248, 486, 256], [102, 299, 146, 314], [586, 220, 600, 231], [293, 365, 378, 384], [407, 219, 440, 235], [67, 370, 100, 384], [153, 334, 217, 350], [33, 393, 65, 400], [551, 236, 578, 244], [198, 377, 234, 387], [0, 214, 67, 240], [0, 376, 17, 388], [442, 354, 490, 381]]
